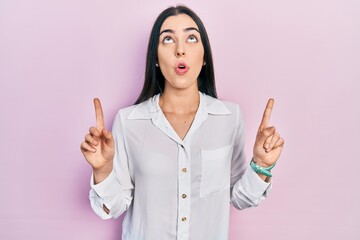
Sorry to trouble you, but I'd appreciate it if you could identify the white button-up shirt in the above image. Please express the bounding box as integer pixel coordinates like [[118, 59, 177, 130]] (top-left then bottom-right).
[[89, 92, 271, 240]]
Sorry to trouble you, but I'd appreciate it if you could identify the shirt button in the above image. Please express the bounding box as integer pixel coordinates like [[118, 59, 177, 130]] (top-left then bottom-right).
[[182, 168, 187, 173], [181, 144, 184, 148], [182, 217, 187, 221], [182, 194, 187, 199]]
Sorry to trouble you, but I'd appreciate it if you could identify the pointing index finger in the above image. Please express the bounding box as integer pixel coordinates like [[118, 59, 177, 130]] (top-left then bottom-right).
[[93, 98, 105, 130], [259, 98, 274, 131]]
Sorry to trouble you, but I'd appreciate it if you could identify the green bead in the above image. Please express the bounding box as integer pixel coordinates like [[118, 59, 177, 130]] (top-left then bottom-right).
[[250, 159, 276, 177]]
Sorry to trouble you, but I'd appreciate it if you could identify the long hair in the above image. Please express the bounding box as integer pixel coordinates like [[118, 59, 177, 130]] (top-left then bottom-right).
[[135, 5, 217, 104]]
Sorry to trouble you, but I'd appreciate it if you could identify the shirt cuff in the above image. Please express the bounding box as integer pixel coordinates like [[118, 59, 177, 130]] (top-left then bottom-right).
[[239, 166, 272, 199], [90, 169, 121, 198]]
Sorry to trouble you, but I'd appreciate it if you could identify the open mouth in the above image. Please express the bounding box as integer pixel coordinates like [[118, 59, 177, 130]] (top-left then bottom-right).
[[175, 62, 189, 75]]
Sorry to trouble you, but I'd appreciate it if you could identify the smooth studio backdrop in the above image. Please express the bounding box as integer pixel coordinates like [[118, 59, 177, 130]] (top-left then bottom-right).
[[1, 0, 359, 239]]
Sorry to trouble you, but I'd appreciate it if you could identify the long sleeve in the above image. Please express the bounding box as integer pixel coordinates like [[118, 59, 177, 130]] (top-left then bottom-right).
[[230, 105, 272, 210], [85, 94, 275, 239], [89, 111, 134, 219]]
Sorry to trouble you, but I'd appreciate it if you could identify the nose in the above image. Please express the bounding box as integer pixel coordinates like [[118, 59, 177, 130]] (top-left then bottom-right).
[[176, 43, 186, 57], [176, 51, 185, 57]]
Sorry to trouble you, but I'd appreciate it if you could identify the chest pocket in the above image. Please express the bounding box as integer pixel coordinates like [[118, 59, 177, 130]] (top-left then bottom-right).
[[200, 145, 232, 198]]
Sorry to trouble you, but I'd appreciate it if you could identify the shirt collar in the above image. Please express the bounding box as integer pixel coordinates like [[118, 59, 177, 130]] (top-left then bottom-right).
[[127, 92, 231, 120]]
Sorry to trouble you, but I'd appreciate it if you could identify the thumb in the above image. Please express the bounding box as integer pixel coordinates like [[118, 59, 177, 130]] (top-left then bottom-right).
[[102, 128, 114, 148]]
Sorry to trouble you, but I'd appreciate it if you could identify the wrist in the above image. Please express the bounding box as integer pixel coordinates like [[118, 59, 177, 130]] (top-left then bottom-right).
[[250, 158, 276, 177], [93, 164, 113, 184], [252, 157, 272, 168]]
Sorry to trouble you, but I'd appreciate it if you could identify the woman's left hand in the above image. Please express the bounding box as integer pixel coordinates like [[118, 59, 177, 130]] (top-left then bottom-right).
[[253, 99, 284, 167]]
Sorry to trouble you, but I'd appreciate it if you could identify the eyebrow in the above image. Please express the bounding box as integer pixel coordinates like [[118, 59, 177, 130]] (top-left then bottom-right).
[[159, 27, 200, 36]]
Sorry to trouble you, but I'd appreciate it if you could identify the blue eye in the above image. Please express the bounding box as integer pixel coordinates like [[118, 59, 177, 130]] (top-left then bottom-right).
[[187, 35, 198, 43], [163, 36, 174, 44]]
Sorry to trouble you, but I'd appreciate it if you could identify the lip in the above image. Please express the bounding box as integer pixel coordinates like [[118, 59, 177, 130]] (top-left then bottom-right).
[[175, 62, 189, 75]]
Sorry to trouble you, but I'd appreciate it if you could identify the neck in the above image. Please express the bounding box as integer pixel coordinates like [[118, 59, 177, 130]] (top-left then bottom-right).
[[160, 87, 200, 114]]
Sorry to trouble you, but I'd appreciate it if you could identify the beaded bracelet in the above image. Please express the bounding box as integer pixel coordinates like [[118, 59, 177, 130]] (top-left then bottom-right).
[[250, 159, 276, 177]]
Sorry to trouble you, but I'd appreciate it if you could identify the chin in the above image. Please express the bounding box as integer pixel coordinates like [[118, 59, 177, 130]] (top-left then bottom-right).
[[172, 80, 197, 90]]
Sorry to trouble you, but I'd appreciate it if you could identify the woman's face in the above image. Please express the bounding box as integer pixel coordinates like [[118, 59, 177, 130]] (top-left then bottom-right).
[[157, 14, 204, 92]]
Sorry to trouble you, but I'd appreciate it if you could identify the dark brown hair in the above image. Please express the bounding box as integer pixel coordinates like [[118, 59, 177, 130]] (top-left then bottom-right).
[[135, 5, 217, 104]]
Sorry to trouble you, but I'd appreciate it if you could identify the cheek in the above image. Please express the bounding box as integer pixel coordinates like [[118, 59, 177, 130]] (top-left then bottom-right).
[[194, 44, 204, 59], [157, 49, 172, 78], [157, 47, 173, 65], [191, 47, 205, 66]]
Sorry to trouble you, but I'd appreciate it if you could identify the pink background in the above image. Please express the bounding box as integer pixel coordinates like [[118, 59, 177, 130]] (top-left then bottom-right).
[[1, 0, 359, 239]]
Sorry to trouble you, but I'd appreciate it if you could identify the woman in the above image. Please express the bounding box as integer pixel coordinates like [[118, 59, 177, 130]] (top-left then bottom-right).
[[80, 5, 284, 240]]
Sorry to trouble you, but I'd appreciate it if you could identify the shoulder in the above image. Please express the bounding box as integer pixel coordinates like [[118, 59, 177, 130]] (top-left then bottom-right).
[[203, 94, 246, 134], [112, 101, 149, 132], [116, 96, 156, 120], [202, 93, 242, 117]]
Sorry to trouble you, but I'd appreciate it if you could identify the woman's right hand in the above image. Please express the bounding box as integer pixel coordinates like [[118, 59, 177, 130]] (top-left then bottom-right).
[[80, 98, 115, 184]]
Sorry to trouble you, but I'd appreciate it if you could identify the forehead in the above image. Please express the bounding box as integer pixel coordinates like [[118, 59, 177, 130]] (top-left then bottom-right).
[[160, 14, 199, 32]]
